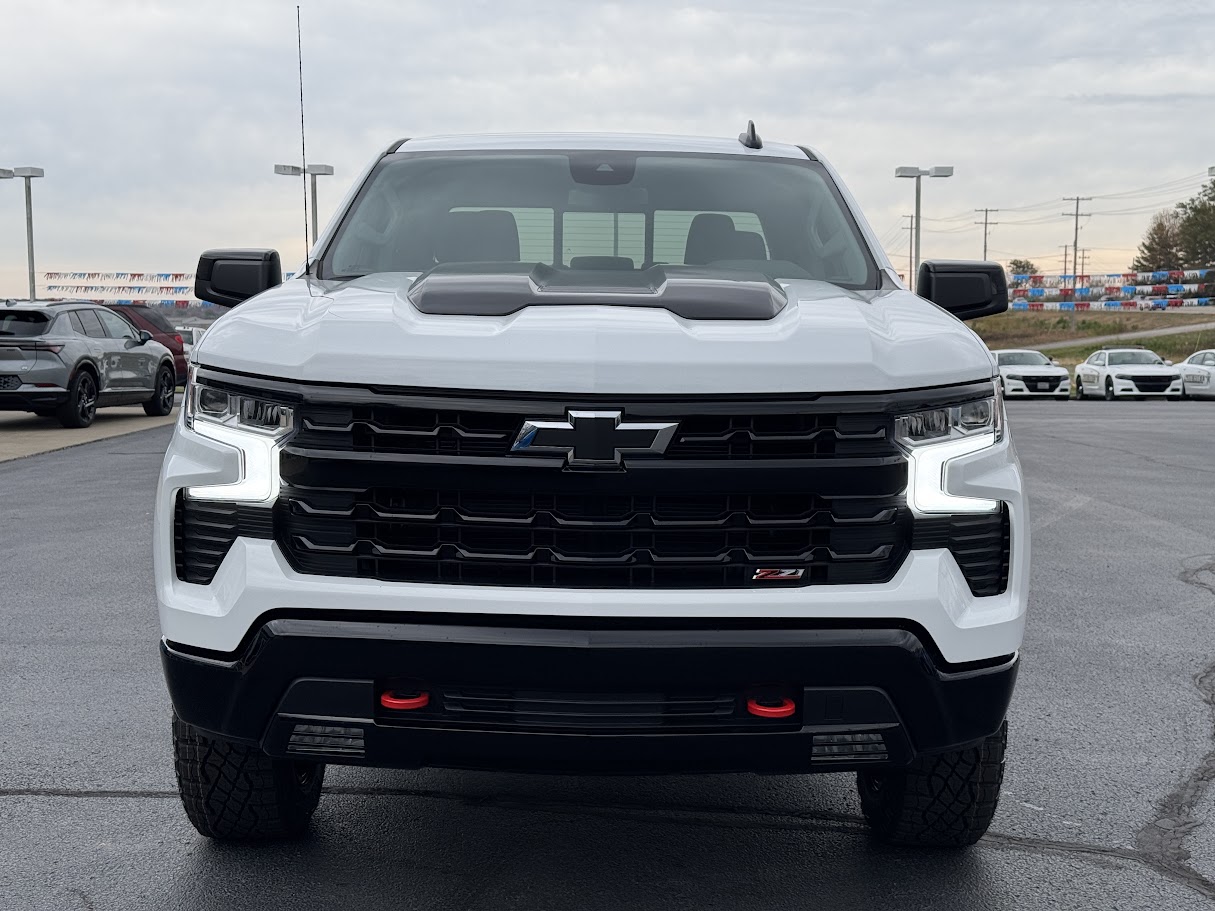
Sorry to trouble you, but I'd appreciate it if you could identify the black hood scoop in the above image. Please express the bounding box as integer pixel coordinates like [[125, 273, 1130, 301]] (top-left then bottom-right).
[[405, 263, 788, 320]]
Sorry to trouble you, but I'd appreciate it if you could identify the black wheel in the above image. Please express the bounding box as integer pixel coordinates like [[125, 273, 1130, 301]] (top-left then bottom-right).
[[1074, 377, 1084, 398], [857, 722, 1006, 848], [144, 365, 176, 416], [1104, 378, 1115, 401], [56, 370, 98, 428], [172, 713, 324, 840]]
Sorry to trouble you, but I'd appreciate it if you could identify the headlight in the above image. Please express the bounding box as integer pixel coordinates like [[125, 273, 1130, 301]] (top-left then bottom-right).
[[1114, 374, 1133, 380], [894, 384, 1003, 515], [1005, 374, 1023, 382], [183, 365, 294, 503]]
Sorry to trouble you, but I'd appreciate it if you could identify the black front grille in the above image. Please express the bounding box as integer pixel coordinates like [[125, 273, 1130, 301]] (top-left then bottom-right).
[[174, 494, 274, 584], [291, 402, 898, 461], [1130, 375, 1173, 393], [912, 508, 1011, 597], [1017, 374, 1064, 390], [0, 375, 20, 391], [276, 477, 912, 589]]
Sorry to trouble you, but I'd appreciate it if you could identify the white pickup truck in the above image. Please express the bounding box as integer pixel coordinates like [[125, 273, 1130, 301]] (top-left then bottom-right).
[[156, 128, 1028, 848]]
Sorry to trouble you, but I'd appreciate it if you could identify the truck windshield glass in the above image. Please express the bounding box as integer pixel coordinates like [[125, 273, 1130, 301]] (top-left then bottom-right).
[[324, 152, 877, 288], [0, 311, 50, 337], [1108, 351, 1163, 366], [997, 352, 1050, 366]]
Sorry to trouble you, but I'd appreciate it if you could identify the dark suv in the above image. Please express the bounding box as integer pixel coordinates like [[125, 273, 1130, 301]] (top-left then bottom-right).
[[104, 304, 187, 383], [0, 301, 176, 427]]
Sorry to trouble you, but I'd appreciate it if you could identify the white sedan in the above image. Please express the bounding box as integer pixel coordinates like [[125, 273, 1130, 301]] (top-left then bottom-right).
[[1180, 349, 1215, 399], [1074, 347, 1183, 400], [993, 349, 1071, 399]]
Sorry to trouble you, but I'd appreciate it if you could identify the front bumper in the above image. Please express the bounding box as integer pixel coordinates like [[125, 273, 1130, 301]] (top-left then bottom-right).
[[162, 617, 1018, 774], [1002, 377, 1069, 397], [1112, 378, 1183, 397], [155, 412, 1030, 666]]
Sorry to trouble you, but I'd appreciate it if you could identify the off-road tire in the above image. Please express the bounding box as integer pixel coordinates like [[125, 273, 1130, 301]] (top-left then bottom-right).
[[144, 364, 176, 416], [56, 369, 97, 428], [172, 714, 324, 840], [857, 721, 1006, 848]]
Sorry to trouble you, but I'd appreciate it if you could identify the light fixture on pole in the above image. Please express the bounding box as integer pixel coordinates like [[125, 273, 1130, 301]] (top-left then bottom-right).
[[6, 167, 45, 301], [274, 162, 334, 248], [895, 165, 953, 279]]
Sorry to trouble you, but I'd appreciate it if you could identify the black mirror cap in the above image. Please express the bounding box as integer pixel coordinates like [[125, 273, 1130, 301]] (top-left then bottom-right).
[[195, 249, 282, 307], [916, 261, 1009, 321]]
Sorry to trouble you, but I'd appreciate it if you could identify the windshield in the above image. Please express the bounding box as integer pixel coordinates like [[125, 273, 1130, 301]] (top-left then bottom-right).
[[323, 151, 877, 288], [1108, 351, 1164, 366], [998, 351, 1050, 366], [0, 311, 50, 337]]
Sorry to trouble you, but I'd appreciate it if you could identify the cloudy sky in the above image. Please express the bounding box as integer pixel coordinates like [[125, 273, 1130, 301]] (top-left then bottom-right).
[[2, 0, 1214, 296]]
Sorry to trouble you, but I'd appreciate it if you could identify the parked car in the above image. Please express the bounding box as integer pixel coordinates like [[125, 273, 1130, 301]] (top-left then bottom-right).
[[104, 303, 187, 384], [1180, 349, 1215, 399], [174, 325, 209, 357], [1074, 346, 1183, 400], [993, 349, 1070, 399], [157, 129, 1027, 847], [0, 300, 177, 427]]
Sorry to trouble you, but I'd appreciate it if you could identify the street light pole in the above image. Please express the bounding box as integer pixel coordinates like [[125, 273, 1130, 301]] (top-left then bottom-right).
[[896, 165, 953, 280], [13, 167, 44, 300], [274, 163, 334, 251]]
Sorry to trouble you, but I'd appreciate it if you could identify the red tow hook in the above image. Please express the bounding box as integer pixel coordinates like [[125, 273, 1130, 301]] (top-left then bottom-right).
[[745, 689, 797, 719], [380, 690, 430, 711]]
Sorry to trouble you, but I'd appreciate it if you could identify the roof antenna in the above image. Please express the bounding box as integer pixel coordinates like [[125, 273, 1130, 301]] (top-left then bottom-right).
[[738, 120, 763, 150], [296, 6, 311, 276]]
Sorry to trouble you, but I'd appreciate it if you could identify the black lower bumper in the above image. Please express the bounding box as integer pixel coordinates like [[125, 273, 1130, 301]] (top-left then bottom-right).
[[161, 617, 1017, 775], [0, 390, 67, 410]]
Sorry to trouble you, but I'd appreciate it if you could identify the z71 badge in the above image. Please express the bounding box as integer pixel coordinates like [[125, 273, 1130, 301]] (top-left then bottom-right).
[[752, 568, 805, 581]]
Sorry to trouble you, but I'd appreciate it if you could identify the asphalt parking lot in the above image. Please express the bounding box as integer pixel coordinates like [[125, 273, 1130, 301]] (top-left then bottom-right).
[[3, 401, 1215, 910]]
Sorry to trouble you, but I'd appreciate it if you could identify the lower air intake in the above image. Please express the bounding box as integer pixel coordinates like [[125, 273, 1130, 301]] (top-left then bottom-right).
[[811, 731, 888, 762], [287, 723, 366, 757]]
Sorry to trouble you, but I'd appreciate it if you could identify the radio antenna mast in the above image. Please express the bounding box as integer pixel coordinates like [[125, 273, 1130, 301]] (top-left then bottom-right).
[[296, 6, 310, 275]]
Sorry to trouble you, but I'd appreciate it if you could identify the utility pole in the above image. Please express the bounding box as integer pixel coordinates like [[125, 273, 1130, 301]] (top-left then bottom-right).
[[1063, 196, 1092, 297], [902, 214, 915, 284], [1060, 244, 1070, 282], [974, 208, 999, 260]]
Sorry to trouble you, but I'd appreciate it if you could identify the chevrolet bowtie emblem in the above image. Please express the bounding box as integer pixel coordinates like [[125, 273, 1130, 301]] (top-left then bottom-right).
[[510, 411, 678, 466]]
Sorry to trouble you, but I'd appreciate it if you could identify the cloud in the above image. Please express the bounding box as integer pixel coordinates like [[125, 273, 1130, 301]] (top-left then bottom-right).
[[2, 0, 1214, 292]]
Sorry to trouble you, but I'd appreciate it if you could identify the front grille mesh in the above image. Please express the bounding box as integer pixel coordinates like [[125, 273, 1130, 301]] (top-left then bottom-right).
[[291, 403, 898, 461], [1130, 376, 1173, 393], [276, 485, 912, 589]]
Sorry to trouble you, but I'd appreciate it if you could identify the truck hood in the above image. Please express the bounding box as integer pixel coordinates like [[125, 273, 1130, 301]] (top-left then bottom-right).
[[194, 274, 996, 395]]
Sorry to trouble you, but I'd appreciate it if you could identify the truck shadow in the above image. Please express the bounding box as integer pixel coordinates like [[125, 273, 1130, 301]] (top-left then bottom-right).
[[164, 767, 1015, 911]]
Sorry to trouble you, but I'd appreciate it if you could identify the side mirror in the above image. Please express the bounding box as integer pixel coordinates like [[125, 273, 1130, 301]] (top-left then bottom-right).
[[1051, 358, 1061, 367], [916, 261, 1008, 321], [137, 329, 153, 344], [195, 249, 282, 307], [1165, 359, 1174, 366]]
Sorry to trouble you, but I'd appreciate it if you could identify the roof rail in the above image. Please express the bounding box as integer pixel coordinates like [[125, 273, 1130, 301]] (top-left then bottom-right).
[[1100, 344, 1146, 350], [738, 120, 762, 150], [386, 138, 411, 153]]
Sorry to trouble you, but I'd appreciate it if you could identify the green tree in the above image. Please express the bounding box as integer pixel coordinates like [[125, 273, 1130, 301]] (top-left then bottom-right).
[[1131, 210, 1183, 272], [1177, 180, 1215, 268], [1007, 258, 1038, 276]]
